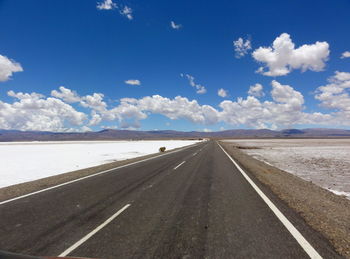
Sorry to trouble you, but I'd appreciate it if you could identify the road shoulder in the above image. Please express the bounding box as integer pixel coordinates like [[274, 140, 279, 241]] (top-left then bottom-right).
[[219, 141, 350, 258]]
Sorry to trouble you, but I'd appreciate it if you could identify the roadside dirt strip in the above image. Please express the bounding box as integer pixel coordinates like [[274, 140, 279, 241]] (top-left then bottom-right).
[[220, 141, 350, 258]]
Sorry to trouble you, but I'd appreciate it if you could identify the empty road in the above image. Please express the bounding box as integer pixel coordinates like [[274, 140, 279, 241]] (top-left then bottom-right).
[[0, 141, 341, 258]]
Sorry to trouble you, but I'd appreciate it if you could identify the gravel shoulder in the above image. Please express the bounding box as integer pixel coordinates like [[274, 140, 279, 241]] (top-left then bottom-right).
[[0, 145, 192, 202], [220, 141, 350, 258]]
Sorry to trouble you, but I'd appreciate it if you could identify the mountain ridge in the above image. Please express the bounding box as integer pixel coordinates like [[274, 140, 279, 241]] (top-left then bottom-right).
[[0, 128, 350, 141]]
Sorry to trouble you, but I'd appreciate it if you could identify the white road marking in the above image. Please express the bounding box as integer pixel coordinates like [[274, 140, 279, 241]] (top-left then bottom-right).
[[174, 161, 186, 170], [0, 143, 201, 206], [193, 152, 198, 156], [59, 204, 130, 257], [217, 142, 322, 259]]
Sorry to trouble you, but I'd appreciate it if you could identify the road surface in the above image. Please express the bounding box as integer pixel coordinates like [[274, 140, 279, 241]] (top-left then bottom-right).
[[0, 141, 341, 258]]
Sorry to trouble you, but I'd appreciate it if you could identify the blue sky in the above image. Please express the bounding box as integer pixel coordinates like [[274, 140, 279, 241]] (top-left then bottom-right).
[[0, 0, 350, 132]]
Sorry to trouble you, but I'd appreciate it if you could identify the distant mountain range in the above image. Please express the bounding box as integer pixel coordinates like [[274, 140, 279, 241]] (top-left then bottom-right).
[[0, 128, 350, 141]]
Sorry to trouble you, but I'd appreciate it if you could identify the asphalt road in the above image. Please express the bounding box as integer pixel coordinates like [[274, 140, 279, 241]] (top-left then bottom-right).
[[0, 141, 341, 258]]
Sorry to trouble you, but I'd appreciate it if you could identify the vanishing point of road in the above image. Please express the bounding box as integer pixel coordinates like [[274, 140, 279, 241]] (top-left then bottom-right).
[[0, 141, 341, 258]]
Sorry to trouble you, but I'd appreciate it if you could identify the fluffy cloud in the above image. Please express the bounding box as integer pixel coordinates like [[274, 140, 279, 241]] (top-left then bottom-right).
[[136, 95, 218, 124], [0, 54, 23, 82], [233, 37, 252, 58], [3, 76, 350, 132], [253, 33, 330, 76], [106, 95, 218, 127], [78, 81, 330, 129], [181, 74, 207, 94], [333, 71, 350, 81], [341, 51, 350, 59], [270, 80, 304, 107], [88, 111, 102, 126], [52, 87, 107, 113], [219, 80, 305, 128], [96, 0, 117, 10], [217, 88, 228, 98], [7, 90, 43, 100], [51, 86, 81, 103], [170, 21, 182, 30], [125, 79, 141, 86], [80, 93, 107, 112], [248, 83, 264, 97], [315, 71, 350, 121], [0, 91, 86, 131]]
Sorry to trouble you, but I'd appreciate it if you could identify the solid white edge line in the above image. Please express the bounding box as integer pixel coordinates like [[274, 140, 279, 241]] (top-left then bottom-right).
[[59, 204, 131, 257], [217, 142, 322, 259], [0, 143, 201, 206], [173, 161, 186, 170]]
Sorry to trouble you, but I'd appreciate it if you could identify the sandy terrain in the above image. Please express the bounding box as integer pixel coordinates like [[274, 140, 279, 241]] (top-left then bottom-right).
[[223, 139, 350, 199]]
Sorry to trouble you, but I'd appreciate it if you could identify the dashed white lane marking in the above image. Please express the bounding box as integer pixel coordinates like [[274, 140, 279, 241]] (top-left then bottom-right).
[[217, 142, 322, 259], [59, 204, 131, 257], [0, 143, 201, 206], [173, 161, 186, 170], [193, 152, 198, 156]]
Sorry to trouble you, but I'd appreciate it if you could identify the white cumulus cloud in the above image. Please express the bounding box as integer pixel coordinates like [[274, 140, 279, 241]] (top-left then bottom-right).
[[270, 80, 304, 108], [125, 79, 141, 86], [96, 0, 117, 10], [52, 87, 107, 114], [181, 74, 207, 94], [170, 21, 182, 30], [107, 95, 216, 128], [233, 37, 252, 58], [218, 88, 228, 98], [80, 93, 107, 112], [0, 91, 87, 132], [315, 71, 350, 122], [248, 83, 264, 97], [0, 54, 23, 82], [341, 51, 350, 59], [51, 86, 81, 103], [219, 80, 305, 128], [252, 33, 330, 76], [88, 111, 102, 126], [3, 77, 350, 132]]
